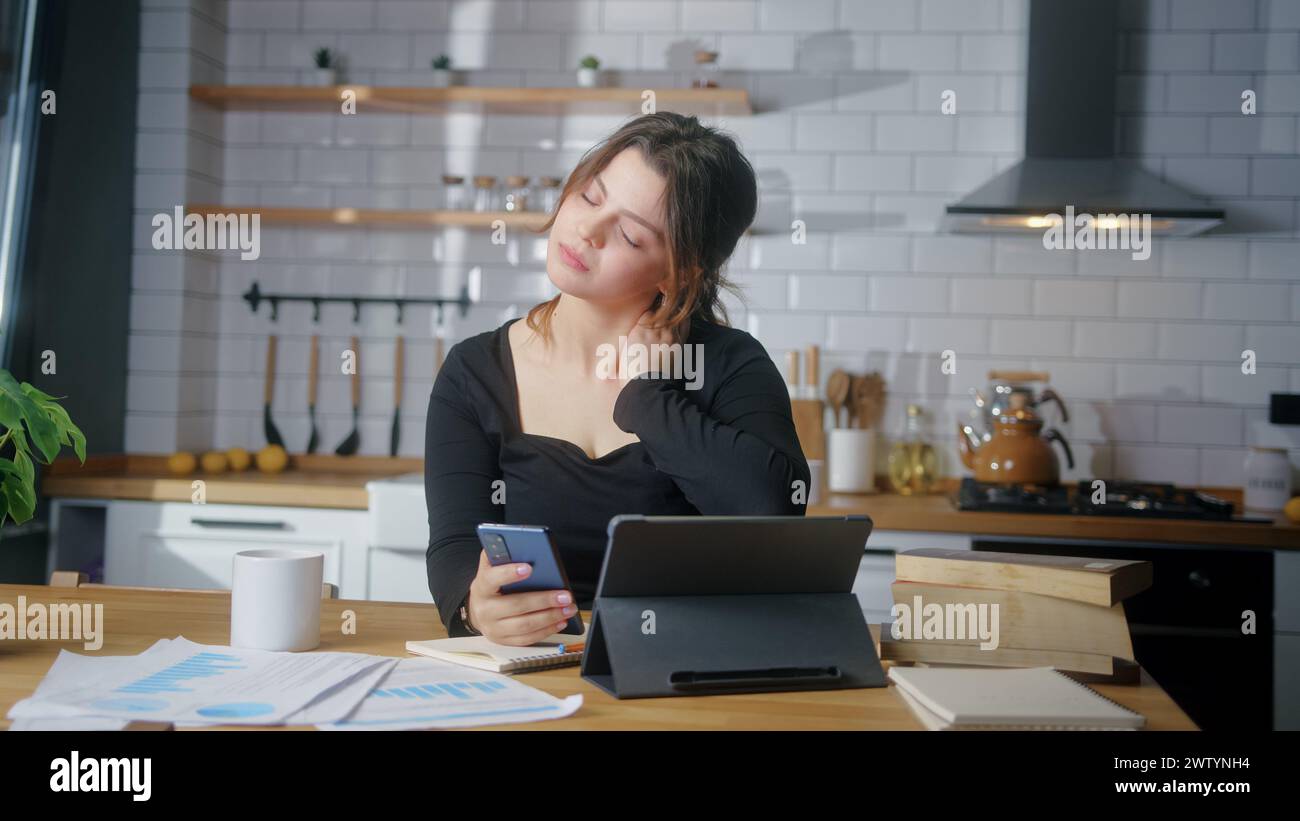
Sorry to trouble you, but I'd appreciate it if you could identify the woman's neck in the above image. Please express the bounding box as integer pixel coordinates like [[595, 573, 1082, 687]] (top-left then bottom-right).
[[544, 292, 656, 376]]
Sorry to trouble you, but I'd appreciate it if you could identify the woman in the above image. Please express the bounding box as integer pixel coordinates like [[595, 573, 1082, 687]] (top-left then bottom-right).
[[425, 112, 810, 645]]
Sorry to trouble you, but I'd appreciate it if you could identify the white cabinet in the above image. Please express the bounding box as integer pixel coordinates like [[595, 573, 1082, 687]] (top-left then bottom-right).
[[853, 530, 972, 624], [104, 500, 369, 599], [367, 547, 431, 603], [364, 473, 431, 603]]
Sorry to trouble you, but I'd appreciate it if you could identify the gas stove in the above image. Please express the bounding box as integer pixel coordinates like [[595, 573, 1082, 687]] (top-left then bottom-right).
[[955, 478, 1270, 522]]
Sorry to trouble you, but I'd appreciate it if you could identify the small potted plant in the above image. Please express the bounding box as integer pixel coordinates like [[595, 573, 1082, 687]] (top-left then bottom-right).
[[577, 54, 601, 88], [311, 47, 336, 86], [0, 370, 86, 536], [431, 54, 454, 87]]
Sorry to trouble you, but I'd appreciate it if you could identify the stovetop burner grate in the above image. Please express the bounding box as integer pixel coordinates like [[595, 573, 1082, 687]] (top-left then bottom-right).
[[955, 478, 1240, 520]]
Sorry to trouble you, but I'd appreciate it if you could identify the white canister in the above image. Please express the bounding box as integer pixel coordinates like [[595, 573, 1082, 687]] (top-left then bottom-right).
[[828, 428, 878, 494], [1243, 447, 1292, 511], [230, 549, 324, 652]]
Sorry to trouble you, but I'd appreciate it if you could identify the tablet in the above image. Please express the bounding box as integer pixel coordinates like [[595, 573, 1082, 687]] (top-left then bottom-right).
[[594, 513, 873, 598]]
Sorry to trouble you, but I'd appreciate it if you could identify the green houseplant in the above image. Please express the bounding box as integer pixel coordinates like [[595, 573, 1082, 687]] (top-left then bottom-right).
[[577, 54, 601, 87], [431, 53, 453, 87], [312, 47, 337, 86], [0, 369, 85, 528]]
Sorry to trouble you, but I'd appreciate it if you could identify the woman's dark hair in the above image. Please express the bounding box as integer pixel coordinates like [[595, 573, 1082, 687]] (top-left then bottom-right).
[[525, 112, 757, 343]]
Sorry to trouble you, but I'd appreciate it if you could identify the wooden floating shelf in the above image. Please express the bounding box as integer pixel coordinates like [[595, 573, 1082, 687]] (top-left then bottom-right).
[[187, 204, 551, 230], [188, 84, 752, 116]]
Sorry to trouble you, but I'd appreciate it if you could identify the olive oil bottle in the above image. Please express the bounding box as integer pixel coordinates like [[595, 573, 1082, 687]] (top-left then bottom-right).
[[888, 404, 937, 495]]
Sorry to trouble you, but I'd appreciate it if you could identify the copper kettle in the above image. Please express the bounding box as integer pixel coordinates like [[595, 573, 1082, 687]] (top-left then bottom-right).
[[957, 398, 1074, 485]]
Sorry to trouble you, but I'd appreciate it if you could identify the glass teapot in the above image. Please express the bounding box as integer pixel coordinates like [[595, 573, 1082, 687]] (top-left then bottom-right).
[[968, 370, 1069, 443]]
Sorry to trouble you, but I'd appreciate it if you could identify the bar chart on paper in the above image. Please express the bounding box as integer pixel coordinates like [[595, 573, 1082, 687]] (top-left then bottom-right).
[[117, 652, 248, 694], [8, 637, 398, 725], [372, 679, 509, 700], [321, 659, 583, 730]]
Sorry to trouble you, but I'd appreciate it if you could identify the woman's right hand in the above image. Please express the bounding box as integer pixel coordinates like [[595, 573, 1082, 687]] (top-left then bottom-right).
[[464, 549, 576, 646]]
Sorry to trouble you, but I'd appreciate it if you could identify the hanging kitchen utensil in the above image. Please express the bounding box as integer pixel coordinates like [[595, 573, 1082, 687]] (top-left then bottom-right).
[[263, 335, 285, 448], [305, 334, 320, 454], [335, 335, 361, 456], [826, 369, 850, 428], [433, 307, 446, 378], [390, 335, 404, 457]]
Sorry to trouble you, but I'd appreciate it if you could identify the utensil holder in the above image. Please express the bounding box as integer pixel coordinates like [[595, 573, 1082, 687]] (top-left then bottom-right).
[[828, 428, 877, 494]]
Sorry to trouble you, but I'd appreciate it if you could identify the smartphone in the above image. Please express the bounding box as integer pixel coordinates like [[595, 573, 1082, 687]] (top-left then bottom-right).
[[476, 523, 583, 635]]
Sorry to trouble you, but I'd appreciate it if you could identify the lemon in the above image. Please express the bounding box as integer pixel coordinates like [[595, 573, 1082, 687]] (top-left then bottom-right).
[[167, 451, 197, 476], [200, 451, 228, 474], [226, 447, 252, 471], [256, 444, 289, 474], [1284, 496, 1300, 524]]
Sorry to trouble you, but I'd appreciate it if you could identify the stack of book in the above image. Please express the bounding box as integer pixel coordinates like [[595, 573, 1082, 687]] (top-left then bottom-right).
[[879, 548, 1153, 683]]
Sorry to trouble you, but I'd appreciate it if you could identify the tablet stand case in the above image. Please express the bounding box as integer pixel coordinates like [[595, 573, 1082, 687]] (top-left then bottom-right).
[[580, 515, 887, 699], [582, 593, 886, 698]]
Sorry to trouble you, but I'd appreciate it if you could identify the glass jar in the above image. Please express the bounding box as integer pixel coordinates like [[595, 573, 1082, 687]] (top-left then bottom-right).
[[471, 175, 498, 212], [537, 176, 563, 213], [503, 175, 531, 212], [692, 50, 719, 88], [887, 404, 938, 496], [1243, 447, 1292, 511], [441, 174, 466, 211]]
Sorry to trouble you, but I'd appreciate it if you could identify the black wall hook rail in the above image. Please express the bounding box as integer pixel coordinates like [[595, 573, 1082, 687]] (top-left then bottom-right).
[[242, 281, 472, 324]]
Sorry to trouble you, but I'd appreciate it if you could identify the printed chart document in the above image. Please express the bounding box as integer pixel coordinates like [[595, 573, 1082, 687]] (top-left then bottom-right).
[[318, 658, 583, 730], [9, 637, 393, 726], [9, 639, 174, 730]]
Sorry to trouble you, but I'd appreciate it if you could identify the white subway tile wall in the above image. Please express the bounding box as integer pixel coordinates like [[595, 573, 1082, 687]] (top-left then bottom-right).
[[128, 0, 1300, 487]]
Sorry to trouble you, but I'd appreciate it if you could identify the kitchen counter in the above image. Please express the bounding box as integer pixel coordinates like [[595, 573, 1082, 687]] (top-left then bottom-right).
[[42, 455, 1299, 549], [809, 490, 1300, 550], [40, 454, 421, 510]]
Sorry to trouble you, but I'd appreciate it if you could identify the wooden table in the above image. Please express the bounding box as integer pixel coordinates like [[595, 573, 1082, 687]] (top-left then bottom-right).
[[0, 583, 1198, 730]]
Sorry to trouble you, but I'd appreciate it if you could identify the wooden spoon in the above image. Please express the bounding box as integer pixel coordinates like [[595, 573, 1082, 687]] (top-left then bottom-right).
[[851, 376, 873, 429], [859, 373, 888, 429], [826, 370, 850, 428], [847, 374, 865, 428]]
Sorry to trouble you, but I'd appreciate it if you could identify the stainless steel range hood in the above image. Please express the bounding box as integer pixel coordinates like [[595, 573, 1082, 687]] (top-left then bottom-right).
[[943, 0, 1224, 236]]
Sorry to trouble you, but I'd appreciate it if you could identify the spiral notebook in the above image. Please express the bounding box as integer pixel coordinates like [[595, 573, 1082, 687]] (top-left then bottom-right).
[[406, 623, 587, 674], [888, 666, 1146, 730]]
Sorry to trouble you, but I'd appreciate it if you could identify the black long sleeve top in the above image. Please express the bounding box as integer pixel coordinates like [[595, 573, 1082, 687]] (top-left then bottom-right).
[[424, 314, 811, 635]]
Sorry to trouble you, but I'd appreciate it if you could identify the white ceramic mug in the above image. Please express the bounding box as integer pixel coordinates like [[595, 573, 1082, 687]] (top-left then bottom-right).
[[828, 428, 877, 494], [230, 549, 324, 652]]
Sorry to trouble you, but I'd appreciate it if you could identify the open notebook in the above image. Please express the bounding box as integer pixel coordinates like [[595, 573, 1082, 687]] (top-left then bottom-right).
[[888, 666, 1146, 730], [406, 623, 588, 674]]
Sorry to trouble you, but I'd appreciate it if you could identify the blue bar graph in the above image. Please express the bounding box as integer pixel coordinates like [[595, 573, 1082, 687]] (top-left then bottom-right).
[[116, 652, 248, 695], [368, 679, 508, 701]]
